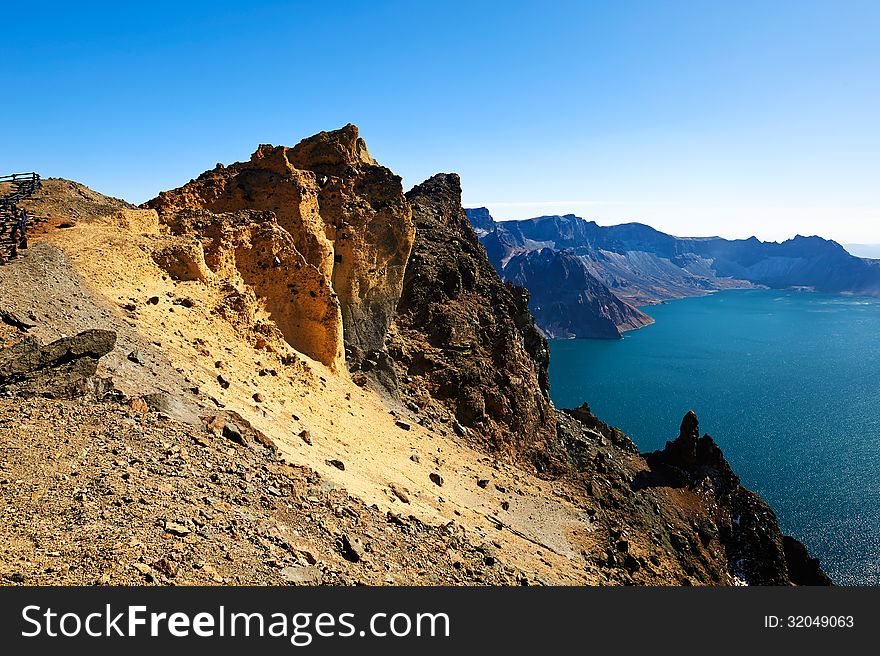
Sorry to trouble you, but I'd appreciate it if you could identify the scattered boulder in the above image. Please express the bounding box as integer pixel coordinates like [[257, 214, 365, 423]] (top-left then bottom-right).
[[164, 521, 190, 537], [140, 391, 201, 426], [429, 472, 444, 487], [0, 308, 35, 331], [336, 534, 366, 563], [221, 421, 245, 446], [0, 329, 116, 399], [281, 566, 323, 586], [389, 483, 411, 504]]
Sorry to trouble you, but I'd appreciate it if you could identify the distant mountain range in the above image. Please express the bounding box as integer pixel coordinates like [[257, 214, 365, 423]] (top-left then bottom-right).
[[466, 208, 880, 339]]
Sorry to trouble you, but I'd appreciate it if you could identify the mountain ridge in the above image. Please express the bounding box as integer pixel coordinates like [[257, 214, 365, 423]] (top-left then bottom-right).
[[467, 208, 880, 338]]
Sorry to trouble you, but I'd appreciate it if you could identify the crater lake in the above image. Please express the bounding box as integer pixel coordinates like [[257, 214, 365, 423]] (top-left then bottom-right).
[[549, 288, 880, 585]]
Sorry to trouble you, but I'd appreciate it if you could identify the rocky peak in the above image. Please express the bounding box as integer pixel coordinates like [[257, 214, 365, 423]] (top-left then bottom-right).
[[288, 123, 377, 172], [388, 172, 561, 471], [407, 174, 475, 237], [644, 411, 830, 585], [663, 409, 701, 468], [146, 125, 414, 370]]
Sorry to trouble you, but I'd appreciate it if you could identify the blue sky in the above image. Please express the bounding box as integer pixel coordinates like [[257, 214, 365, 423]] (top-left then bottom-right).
[[1, 0, 878, 242]]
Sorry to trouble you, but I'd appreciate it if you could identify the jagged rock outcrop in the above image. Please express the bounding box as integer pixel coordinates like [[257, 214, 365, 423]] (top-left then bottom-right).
[[147, 124, 414, 369], [643, 411, 831, 585], [503, 248, 653, 338], [288, 126, 415, 362], [0, 329, 116, 398], [160, 209, 345, 369], [388, 174, 560, 470]]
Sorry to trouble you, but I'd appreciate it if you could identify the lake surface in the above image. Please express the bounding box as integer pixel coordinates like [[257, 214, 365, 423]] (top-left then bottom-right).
[[549, 289, 880, 585]]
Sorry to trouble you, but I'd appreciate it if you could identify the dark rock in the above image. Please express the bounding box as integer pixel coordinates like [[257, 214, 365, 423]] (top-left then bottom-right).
[[429, 472, 443, 487], [0, 329, 116, 399], [221, 421, 245, 446], [783, 536, 833, 586], [299, 429, 312, 445], [337, 534, 365, 563], [389, 173, 562, 472], [147, 296, 160, 305], [477, 478, 490, 489], [561, 403, 638, 459], [395, 420, 411, 431], [0, 308, 35, 331], [670, 534, 689, 552], [694, 517, 718, 546], [326, 459, 345, 471], [217, 374, 230, 389]]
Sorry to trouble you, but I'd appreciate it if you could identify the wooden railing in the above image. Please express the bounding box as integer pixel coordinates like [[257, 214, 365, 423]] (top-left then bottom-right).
[[0, 172, 41, 262]]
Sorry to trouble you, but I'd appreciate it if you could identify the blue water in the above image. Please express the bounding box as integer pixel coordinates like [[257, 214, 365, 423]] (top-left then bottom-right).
[[548, 289, 880, 585]]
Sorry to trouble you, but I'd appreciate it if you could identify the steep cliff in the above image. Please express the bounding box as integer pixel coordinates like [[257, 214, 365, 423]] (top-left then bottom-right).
[[503, 248, 653, 338], [467, 208, 654, 337], [642, 411, 832, 585], [388, 174, 560, 469], [147, 124, 414, 369]]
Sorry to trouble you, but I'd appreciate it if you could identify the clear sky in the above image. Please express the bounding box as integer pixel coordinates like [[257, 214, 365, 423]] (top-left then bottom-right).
[[1, 0, 878, 243]]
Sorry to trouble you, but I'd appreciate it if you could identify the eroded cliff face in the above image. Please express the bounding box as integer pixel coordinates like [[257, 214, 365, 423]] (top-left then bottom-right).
[[147, 124, 414, 369], [503, 248, 653, 339], [158, 210, 345, 369], [288, 127, 415, 362], [388, 174, 561, 470]]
